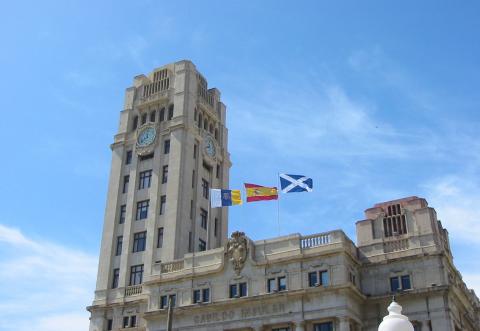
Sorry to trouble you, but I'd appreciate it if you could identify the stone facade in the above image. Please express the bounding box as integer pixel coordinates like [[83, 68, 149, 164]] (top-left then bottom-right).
[[88, 61, 479, 331]]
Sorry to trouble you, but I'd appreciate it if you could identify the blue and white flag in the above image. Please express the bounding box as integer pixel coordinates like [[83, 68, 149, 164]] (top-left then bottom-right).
[[279, 174, 313, 193]]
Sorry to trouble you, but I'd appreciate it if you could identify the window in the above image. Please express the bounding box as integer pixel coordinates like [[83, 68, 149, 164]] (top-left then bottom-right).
[[159, 108, 165, 122], [199, 238, 206, 251], [267, 276, 286, 292], [132, 231, 147, 253], [129, 264, 144, 285], [216, 164, 220, 178], [150, 110, 156, 122], [112, 268, 119, 289], [119, 204, 126, 224], [193, 288, 210, 303], [122, 175, 129, 193], [390, 275, 412, 292], [138, 170, 152, 189], [107, 319, 113, 330], [190, 200, 194, 220], [209, 123, 214, 133], [141, 113, 147, 125], [229, 282, 247, 298], [139, 153, 154, 161], [193, 144, 198, 158], [188, 231, 193, 252], [214, 128, 218, 140], [123, 317, 129, 328], [308, 270, 329, 287], [125, 150, 132, 165], [162, 165, 168, 183], [130, 315, 137, 327], [383, 215, 407, 237], [200, 209, 208, 229], [115, 236, 123, 256], [168, 104, 174, 120], [132, 115, 138, 131], [204, 119, 208, 130], [314, 322, 333, 331], [202, 179, 209, 199], [164, 139, 170, 154], [214, 218, 218, 237], [192, 170, 195, 188], [159, 195, 166, 215], [136, 200, 149, 220], [160, 294, 176, 309], [157, 227, 164, 248], [198, 114, 203, 127]]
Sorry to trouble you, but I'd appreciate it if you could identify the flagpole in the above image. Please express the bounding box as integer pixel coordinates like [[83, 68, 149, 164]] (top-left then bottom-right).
[[277, 172, 281, 236]]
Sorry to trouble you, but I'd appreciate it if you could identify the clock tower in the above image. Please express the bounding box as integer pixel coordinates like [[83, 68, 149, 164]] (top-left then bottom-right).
[[88, 61, 230, 329]]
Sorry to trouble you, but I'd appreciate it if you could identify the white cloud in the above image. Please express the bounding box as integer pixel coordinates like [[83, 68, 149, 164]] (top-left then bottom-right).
[[0, 224, 97, 331]]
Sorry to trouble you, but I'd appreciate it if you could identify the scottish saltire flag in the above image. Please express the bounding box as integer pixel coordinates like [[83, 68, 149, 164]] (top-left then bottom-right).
[[280, 174, 313, 193], [210, 189, 242, 208]]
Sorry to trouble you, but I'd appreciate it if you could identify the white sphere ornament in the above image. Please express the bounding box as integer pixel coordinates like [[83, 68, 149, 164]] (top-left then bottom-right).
[[378, 300, 414, 331]]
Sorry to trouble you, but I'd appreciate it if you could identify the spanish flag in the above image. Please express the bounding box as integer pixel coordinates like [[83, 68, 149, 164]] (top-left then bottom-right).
[[244, 183, 278, 202]]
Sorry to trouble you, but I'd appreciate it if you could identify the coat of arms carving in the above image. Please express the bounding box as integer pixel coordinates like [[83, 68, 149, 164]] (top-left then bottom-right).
[[227, 231, 248, 275]]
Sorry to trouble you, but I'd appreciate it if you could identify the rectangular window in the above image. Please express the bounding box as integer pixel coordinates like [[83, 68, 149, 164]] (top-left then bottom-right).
[[193, 289, 201, 304], [267, 278, 275, 293], [125, 150, 132, 165], [164, 139, 170, 154], [115, 236, 123, 256], [123, 317, 129, 328], [119, 204, 126, 224], [161, 294, 176, 308], [129, 264, 144, 285], [314, 322, 333, 331], [202, 288, 210, 302], [200, 209, 208, 229], [308, 271, 318, 287], [188, 232, 193, 252], [202, 179, 209, 199], [401, 275, 411, 290], [214, 218, 218, 237], [112, 268, 119, 289], [192, 170, 195, 188], [138, 170, 152, 189], [193, 144, 197, 159], [390, 276, 400, 292], [130, 315, 137, 327], [216, 164, 220, 178], [229, 284, 238, 298], [320, 270, 329, 286], [159, 195, 166, 215], [157, 227, 164, 248], [162, 165, 168, 184], [136, 200, 149, 220], [239, 282, 247, 297], [190, 200, 194, 220], [122, 175, 129, 193], [141, 113, 147, 124], [107, 319, 113, 331], [150, 111, 156, 122], [278, 276, 287, 291], [199, 238, 206, 251], [132, 231, 147, 253]]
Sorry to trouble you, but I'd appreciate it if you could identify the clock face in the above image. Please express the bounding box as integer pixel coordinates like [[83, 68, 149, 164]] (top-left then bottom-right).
[[137, 126, 156, 147], [204, 137, 216, 157]]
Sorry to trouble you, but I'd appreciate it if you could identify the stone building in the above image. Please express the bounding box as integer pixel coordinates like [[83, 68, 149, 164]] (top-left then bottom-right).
[[87, 60, 480, 331]]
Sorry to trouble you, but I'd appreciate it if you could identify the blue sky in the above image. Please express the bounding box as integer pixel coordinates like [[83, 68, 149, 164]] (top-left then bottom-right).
[[1, 1, 479, 330]]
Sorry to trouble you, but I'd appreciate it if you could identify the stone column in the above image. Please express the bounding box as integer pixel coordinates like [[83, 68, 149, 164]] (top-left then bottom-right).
[[339, 317, 350, 331], [294, 321, 305, 331]]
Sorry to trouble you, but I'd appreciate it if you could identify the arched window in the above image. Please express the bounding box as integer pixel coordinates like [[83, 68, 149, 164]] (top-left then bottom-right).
[[214, 128, 218, 140], [159, 108, 165, 122], [168, 104, 174, 120], [209, 124, 214, 134], [132, 115, 138, 131], [150, 110, 156, 122], [198, 114, 203, 127], [141, 113, 147, 125], [204, 119, 208, 130]]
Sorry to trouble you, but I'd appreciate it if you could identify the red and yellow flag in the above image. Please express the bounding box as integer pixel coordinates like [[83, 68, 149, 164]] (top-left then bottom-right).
[[244, 183, 278, 202]]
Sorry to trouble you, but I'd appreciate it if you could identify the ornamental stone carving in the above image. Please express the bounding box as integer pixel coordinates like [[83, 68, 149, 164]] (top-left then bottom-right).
[[227, 231, 248, 275]]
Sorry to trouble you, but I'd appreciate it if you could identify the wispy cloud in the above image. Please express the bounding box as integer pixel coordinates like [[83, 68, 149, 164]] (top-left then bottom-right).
[[0, 224, 97, 331]]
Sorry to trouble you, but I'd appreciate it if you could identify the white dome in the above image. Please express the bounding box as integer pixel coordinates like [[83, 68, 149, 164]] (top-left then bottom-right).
[[378, 300, 414, 331]]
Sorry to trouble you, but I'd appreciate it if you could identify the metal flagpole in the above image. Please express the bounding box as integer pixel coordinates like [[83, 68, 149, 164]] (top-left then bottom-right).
[[277, 172, 281, 236]]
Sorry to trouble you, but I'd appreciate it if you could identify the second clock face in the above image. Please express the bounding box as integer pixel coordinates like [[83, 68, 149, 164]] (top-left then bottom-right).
[[205, 137, 216, 157], [137, 126, 156, 147]]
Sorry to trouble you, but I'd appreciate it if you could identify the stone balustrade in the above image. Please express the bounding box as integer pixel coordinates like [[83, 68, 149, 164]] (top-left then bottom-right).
[[125, 285, 143, 297]]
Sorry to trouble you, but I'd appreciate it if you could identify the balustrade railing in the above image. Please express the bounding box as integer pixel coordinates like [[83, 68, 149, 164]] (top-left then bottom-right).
[[161, 259, 184, 273], [301, 233, 332, 249], [125, 284, 142, 297]]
